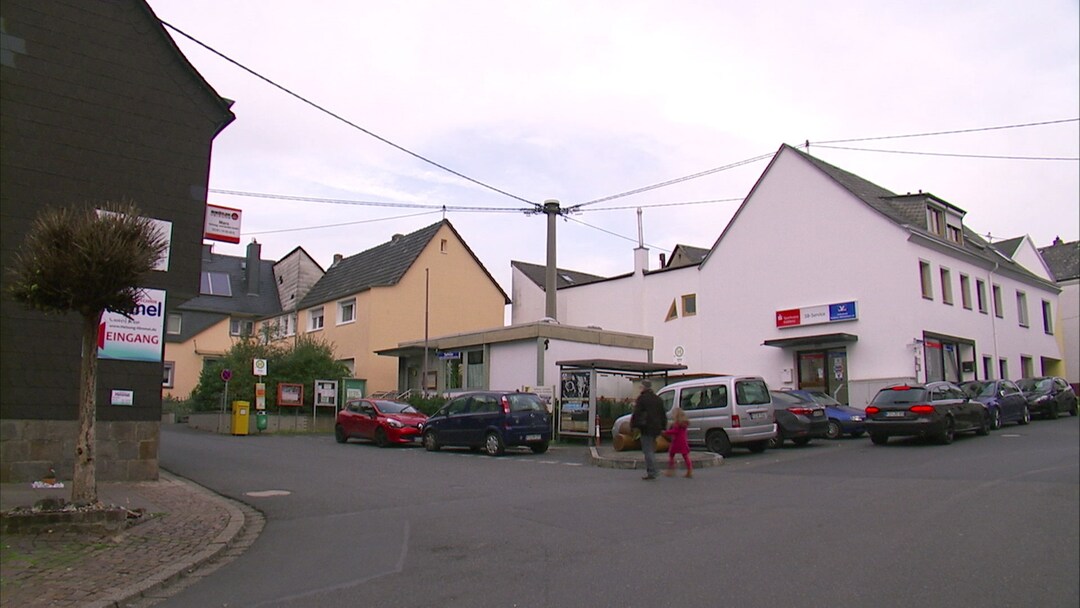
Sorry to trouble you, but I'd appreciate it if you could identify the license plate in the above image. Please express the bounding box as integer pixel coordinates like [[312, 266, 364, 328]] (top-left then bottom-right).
[[750, 412, 766, 420], [525, 434, 541, 441], [885, 411, 906, 418]]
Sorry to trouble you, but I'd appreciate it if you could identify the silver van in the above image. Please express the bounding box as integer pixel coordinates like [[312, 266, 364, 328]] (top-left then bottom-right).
[[656, 376, 776, 456]]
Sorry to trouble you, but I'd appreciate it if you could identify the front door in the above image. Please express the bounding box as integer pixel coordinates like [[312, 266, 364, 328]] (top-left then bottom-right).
[[798, 349, 849, 404]]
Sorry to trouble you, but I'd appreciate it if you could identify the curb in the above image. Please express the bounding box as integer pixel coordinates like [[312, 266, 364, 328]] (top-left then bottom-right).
[[589, 446, 723, 469], [85, 471, 252, 608]]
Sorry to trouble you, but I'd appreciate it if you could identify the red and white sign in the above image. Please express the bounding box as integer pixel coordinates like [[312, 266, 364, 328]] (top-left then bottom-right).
[[97, 289, 166, 362], [204, 204, 242, 244]]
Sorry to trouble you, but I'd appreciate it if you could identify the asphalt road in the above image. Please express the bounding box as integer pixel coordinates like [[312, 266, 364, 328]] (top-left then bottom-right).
[[157, 416, 1079, 608]]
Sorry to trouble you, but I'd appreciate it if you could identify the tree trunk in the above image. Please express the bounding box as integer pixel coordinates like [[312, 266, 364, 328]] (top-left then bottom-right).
[[72, 311, 101, 504]]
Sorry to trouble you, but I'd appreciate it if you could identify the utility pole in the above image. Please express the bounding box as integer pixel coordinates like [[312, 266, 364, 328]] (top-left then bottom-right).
[[543, 200, 560, 320]]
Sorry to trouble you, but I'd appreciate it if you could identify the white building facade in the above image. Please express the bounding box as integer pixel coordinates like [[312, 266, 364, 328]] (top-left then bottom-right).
[[512, 145, 1065, 407]]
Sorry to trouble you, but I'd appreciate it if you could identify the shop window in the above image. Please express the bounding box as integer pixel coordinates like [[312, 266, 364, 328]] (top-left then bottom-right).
[[1042, 300, 1053, 334], [681, 294, 697, 316], [919, 261, 933, 299], [466, 350, 485, 389], [1016, 291, 1028, 327], [940, 268, 953, 305], [959, 274, 972, 310]]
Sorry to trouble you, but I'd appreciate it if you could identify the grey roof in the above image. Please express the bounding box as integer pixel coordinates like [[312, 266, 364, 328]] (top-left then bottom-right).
[[785, 145, 1054, 287], [1039, 239, 1080, 281], [991, 236, 1024, 257], [665, 244, 709, 268], [299, 220, 509, 308], [166, 310, 228, 343], [511, 261, 608, 291], [176, 246, 282, 317]]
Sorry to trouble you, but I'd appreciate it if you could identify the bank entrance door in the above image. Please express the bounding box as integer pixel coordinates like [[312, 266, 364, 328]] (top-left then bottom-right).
[[798, 349, 849, 405]]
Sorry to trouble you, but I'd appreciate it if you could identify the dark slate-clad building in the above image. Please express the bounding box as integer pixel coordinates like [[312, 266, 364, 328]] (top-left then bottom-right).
[[0, 0, 234, 481]]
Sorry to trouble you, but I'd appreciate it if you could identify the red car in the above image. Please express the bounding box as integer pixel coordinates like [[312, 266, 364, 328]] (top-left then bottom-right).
[[335, 399, 427, 447]]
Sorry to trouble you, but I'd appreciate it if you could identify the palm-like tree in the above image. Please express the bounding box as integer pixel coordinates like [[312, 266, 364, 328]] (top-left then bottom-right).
[[7, 202, 168, 503]]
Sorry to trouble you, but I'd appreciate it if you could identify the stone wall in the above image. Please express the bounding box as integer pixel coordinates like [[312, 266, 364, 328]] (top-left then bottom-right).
[[0, 420, 159, 483]]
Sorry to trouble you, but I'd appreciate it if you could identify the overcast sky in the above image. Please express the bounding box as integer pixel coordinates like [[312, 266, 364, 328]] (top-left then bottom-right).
[[149, 0, 1079, 297]]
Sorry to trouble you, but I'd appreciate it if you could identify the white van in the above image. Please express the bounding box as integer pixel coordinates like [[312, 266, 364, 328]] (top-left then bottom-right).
[[657, 376, 776, 456]]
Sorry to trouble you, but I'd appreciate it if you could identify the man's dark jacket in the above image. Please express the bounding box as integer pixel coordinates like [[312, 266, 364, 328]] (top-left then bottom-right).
[[631, 390, 666, 436]]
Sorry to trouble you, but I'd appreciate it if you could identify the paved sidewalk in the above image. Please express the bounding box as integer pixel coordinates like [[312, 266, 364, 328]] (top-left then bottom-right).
[[588, 445, 724, 469], [0, 471, 259, 608]]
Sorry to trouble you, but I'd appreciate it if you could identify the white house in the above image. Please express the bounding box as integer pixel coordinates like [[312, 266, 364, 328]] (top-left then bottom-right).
[[512, 144, 1065, 407]]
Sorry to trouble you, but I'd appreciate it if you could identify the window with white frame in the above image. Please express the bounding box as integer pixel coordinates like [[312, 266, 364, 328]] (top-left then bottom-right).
[[200, 271, 232, 296], [309, 307, 325, 331], [230, 318, 254, 336], [959, 274, 972, 310], [338, 298, 356, 324], [940, 268, 953, 305], [167, 313, 182, 335], [162, 361, 175, 388], [1016, 291, 1029, 327], [919, 261, 933, 300]]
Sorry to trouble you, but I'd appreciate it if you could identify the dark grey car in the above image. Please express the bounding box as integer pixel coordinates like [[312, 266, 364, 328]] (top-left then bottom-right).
[[422, 391, 552, 456], [865, 381, 990, 445], [1017, 377, 1078, 419]]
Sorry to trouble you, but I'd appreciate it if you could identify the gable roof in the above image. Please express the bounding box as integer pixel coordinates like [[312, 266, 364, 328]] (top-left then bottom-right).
[[1039, 239, 1080, 282], [706, 144, 1057, 290], [665, 244, 709, 268], [991, 236, 1025, 258], [176, 245, 282, 317], [300, 220, 509, 308], [511, 261, 608, 291]]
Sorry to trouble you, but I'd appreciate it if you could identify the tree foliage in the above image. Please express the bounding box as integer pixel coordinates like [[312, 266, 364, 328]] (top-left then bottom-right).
[[191, 335, 350, 411]]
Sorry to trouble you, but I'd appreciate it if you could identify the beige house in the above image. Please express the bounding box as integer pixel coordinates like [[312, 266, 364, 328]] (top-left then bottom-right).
[[262, 220, 509, 395], [163, 242, 323, 399]]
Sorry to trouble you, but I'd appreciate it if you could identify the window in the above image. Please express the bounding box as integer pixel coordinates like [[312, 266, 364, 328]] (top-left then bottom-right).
[[681, 294, 697, 316], [1016, 291, 1029, 327], [1020, 356, 1034, 378], [919, 261, 934, 299], [976, 279, 988, 314], [309, 307, 324, 331], [959, 274, 972, 310], [665, 300, 678, 321], [982, 356, 993, 380], [998, 358, 1008, 380], [680, 385, 727, 410], [282, 313, 296, 337], [200, 271, 232, 296], [946, 225, 963, 244], [992, 284, 1003, 318], [230, 318, 254, 336], [927, 207, 944, 236], [940, 268, 953, 305], [465, 350, 485, 389], [338, 298, 356, 324], [162, 361, 175, 388], [440, 238, 448, 253], [1042, 300, 1053, 334], [167, 313, 182, 335]]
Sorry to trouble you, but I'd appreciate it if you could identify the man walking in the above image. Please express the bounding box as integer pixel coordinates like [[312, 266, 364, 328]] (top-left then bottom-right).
[[631, 380, 666, 480]]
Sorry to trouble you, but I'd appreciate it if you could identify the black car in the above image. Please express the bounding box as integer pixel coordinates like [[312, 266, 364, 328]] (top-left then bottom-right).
[[1016, 377, 1078, 419], [959, 379, 1031, 429], [865, 381, 989, 445], [422, 391, 552, 456], [768, 390, 829, 448]]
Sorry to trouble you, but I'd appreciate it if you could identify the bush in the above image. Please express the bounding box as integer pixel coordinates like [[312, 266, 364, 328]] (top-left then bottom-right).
[[407, 394, 447, 416]]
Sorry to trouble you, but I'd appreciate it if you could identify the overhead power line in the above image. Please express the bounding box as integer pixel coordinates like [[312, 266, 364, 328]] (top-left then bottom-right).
[[244, 209, 442, 236], [811, 117, 1078, 145], [210, 189, 530, 213], [812, 144, 1079, 161], [160, 21, 539, 210]]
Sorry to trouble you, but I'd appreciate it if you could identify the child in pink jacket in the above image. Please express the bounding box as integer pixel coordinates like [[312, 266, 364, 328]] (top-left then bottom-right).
[[662, 408, 692, 478]]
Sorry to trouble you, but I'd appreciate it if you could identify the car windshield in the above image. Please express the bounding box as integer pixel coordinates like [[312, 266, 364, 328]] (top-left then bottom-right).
[[961, 382, 992, 399], [506, 393, 545, 412], [872, 387, 927, 405], [376, 401, 418, 414], [805, 391, 841, 406], [1017, 378, 1052, 392], [771, 391, 809, 406]]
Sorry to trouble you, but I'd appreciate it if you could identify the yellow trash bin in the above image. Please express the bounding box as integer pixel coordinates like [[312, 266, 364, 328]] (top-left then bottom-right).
[[231, 401, 250, 435]]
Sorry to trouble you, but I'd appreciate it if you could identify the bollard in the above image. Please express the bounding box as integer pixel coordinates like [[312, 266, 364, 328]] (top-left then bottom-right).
[[255, 410, 268, 432]]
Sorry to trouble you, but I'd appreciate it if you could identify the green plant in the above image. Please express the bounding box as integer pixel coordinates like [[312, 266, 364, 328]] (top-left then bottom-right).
[[408, 394, 447, 416]]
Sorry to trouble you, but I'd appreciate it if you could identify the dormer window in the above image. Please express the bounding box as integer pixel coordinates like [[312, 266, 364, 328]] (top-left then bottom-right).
[[927, 207, 945, 236], [946, 225, 963, 245]]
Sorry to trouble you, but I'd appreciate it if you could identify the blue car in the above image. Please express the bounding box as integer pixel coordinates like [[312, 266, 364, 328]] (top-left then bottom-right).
[[959, 380, 1030, 429], [422, 391, 552, 456], [787, 389, 866, 439]]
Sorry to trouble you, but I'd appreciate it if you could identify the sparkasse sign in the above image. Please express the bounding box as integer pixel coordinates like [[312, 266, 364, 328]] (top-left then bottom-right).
[[776, 300, 858, 329]]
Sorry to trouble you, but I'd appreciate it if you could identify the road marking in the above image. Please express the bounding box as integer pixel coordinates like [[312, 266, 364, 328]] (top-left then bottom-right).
[[245, 490, 291, 497]]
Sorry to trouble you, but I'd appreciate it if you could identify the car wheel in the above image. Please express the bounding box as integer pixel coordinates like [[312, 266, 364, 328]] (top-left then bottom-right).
[[530, 441, 549, 454], [976, 412, 990, 436], [334, 425, 348, 444], [374, 428, 389, 448], [484, 432, 505, 456], [1046, 403, 1059, 420], [989, 408, 1002, 430], [870, 433, 888, 445], [1018, 406, 1031, 425], [768, 430, 784, 449], [937, 419, 955, 445], [793, 437, 811, 446], [705, 430, 733, 457], [825, 420, 842, 440], [423, 430, 440, 451], [747, 440, 768, 453]]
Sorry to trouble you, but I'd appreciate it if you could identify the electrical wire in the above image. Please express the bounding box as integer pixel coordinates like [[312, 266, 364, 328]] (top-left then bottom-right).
[[812, 117, 1079, 145], [563, 215, 671, 253], [582, 198, 744, 212], [811, 144, 1079, 161], [160, 21, 540, 210], [243, 209, 442, 236], [211, 189, 530, 213]]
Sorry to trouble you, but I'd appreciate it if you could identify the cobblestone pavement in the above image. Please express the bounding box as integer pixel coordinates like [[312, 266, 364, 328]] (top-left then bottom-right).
[[0, 472, 260, 608]]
